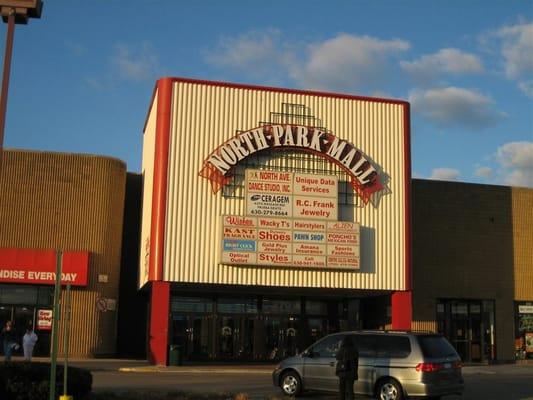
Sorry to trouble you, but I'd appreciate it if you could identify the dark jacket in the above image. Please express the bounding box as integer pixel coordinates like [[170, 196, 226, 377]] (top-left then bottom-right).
[[335, 336, 359, 379], [1, 327, 17, 344]]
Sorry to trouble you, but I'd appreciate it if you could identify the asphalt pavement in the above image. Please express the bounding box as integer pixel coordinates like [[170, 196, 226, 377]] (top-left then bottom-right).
[[11, 357, 533, 400]]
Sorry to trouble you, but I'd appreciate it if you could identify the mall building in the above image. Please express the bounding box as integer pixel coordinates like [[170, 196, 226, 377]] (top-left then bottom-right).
[[0, 78, 531, 363]]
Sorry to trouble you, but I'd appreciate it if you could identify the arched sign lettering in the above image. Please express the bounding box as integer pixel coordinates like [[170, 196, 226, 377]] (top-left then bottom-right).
[[199, 124, 383, 204]]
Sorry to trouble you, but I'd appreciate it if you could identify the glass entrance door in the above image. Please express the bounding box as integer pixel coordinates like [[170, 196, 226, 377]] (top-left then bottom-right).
[[171, 315, 213, 361], [437, 299, 496, 362]]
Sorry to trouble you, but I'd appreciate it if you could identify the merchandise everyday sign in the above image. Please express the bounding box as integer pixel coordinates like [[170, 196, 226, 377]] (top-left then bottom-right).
[[199, 124, 384, 204], [0, 248, 89, 286]]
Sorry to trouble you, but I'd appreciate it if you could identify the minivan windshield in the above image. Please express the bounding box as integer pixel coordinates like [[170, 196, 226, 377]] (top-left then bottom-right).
[[418, 335, 459, 358]]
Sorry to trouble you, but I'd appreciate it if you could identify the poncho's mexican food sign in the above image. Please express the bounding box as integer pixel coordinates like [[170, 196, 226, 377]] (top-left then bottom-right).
[[199, 124, 383, 204]]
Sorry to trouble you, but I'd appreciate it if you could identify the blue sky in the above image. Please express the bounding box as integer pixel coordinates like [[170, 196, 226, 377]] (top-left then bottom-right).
[[2, 0, 532, 187]]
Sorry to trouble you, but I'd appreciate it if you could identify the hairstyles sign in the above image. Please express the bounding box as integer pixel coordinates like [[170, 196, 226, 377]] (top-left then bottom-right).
[[199, 124, 383, 204]]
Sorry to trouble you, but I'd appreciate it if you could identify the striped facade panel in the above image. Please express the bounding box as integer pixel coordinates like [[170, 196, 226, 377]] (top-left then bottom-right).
[[163, 81, 408, 291], [0, 150, 126, 357], [512, 187, 533, 301], [139, 92, 158, 288]]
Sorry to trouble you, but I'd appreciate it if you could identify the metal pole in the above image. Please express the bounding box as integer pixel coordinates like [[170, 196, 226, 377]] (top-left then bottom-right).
[[49, 250, 62, 400], [0, 8, 15, 156], [63, 284, 71, 397]]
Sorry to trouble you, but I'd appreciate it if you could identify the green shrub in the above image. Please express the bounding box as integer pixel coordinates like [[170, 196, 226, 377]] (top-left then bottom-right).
[[0, 361, 92, 400]]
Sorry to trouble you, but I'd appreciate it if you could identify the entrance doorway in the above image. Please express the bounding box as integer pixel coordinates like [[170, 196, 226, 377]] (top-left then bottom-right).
[[437, 299, 496, 362]]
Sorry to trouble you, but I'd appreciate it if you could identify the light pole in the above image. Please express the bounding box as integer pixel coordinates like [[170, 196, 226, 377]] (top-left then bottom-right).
[[0, 0, 42, 161]]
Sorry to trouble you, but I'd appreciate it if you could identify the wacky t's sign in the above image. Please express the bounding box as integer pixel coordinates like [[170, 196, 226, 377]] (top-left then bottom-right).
[[199, 124, 383, 204]]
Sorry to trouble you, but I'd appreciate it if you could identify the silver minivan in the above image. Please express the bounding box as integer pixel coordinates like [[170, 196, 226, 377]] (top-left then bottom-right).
[[273, 330, 464, 400]]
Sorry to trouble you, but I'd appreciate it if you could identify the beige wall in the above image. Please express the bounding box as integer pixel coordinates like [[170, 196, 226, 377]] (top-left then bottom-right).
[[139, 91, 158, 288], [0, 150, 126, 357], [161, 81, 409, 290]]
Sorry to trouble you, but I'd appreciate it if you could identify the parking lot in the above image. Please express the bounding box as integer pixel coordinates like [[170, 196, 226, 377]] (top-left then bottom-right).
[[82, 360, 533, 400]]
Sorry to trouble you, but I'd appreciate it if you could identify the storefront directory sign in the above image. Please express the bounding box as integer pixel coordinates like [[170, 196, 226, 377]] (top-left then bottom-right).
[[245, 169, 338, 220], [220, 215, 360, 269]]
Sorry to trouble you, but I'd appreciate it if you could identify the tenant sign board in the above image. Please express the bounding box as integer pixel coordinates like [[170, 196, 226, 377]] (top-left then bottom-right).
[[246, 169, 338, 220], [221, 215, 360, 269]]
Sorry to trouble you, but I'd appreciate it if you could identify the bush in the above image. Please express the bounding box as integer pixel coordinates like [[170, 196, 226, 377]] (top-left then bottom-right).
[[0, 361, 92, 400]]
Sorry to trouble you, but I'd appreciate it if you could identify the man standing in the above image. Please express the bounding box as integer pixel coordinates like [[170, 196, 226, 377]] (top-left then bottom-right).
[[335, 336, 359, 400], [23, 326, 38, 361], [1, 321, 18, 362]]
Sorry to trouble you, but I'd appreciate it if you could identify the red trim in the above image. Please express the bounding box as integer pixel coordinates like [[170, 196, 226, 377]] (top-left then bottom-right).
[[153, 76, 408, 106], [403, 103, 412, 290], [391, 291, 412, 330], [149, 281, 170, 365], [148, 78, 173, 281]]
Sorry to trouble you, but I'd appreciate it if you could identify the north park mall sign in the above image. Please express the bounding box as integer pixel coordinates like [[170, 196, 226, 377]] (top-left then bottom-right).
[[199, 124, 383, 204]]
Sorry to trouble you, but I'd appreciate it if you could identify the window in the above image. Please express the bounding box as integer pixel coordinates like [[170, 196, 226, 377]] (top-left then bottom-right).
[[0, 285, 38, 304], [375, 335, 411, 358], [354, 335, 376, 358], [305, 300, 328, 315], [418, 335, 458, 358], [311, 334, 345, 358], [171, 297, 213, 313], [217, 298, 258, 314], [262, 298, 301, 314]]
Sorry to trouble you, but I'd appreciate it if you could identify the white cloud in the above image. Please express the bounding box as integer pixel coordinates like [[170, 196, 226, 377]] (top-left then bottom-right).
[[112, 42, 161, 82], [474, 166, 492, 179], [495, 141, 533, 187], [408, 86, 505, 128], [494, 22, 533, 79], [401, 48, 484, 82], [292, 34, 410, 92], [205, 31, 410, 92], [518, 80, 533, 98], [430, 168, 461, 181], [204, 29, 290, 80]]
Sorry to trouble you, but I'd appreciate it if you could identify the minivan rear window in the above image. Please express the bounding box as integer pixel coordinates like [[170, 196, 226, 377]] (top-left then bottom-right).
[[418, 335, 458, 358], [375, 335, 411, 358]]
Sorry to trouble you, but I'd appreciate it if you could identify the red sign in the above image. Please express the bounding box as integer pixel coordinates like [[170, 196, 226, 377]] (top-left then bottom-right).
[[0, 248, 89, 286], [37, 309, 52, 331]]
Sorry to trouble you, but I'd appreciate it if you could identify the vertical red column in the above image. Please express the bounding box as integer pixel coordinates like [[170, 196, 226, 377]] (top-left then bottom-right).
[[149, 281, 170, 365], [148, 78, 173, 282], [392, 291, 412, 330]]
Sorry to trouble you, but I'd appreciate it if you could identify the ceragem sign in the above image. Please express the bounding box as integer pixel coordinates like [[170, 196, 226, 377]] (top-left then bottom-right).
[[199, 124, 383, 204]]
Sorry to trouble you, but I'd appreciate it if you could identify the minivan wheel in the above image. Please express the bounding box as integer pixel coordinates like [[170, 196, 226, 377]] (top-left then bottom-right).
[[376, 378, 403, 400], [280, 370, 302, 396]]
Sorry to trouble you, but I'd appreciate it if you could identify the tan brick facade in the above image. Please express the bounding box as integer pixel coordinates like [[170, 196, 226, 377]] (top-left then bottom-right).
[[0, 150, 126, 357], [412, 179, 533, 361]]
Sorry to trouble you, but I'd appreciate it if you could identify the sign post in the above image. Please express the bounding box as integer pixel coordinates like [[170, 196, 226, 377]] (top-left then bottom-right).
[[60, 283, 72, 400], [49, 250, 62, 400]]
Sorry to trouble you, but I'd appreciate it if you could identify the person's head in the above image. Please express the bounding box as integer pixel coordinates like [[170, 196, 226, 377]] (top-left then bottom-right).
[[5, 321, 12, 329], [26, 327, 33, 333], [341, 335, 354, 348]]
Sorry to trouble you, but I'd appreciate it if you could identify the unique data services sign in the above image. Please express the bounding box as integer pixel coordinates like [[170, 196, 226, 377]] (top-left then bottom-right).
[[221, 215, 360, 269], [245, 169, 338, 220]]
